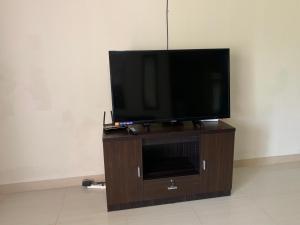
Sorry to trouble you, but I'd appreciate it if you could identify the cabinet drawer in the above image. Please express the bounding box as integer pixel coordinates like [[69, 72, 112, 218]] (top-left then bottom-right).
[[143, 175, 203, 201]]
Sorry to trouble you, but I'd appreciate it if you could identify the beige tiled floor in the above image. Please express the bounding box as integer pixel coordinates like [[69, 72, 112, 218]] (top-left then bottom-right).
[[1, 162, 300, 225]]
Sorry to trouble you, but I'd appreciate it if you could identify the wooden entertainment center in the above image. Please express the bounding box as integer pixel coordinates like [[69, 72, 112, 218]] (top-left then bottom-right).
[[102, 121, 235, 211]]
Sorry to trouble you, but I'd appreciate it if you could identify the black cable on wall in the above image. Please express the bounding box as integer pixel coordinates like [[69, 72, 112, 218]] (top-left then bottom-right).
[[166, 0, 169, 50]]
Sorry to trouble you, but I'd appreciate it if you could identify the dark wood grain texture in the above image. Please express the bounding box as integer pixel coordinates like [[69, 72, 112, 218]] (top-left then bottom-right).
[[103, 121, 235, 141], [103, 120, 235, 211], [103, 139, 143, 206], [107, 191, 231, 211], [143, 175, 204, 200], [201, 132, 235, 193]]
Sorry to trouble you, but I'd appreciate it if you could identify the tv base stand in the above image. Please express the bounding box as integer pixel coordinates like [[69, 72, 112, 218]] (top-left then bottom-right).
[[192, 120, 203, 128], [142, 123, 151, 132], [161, 120, 184, 126], [103, 121, 235, 211]]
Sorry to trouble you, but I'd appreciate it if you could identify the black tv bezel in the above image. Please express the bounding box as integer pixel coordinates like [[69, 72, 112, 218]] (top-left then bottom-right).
[[109, 48, 230, 124]]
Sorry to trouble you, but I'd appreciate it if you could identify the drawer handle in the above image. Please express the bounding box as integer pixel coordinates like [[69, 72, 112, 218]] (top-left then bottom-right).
[[202, 160, 206, 171], [168, 179, 178, 190], [167, 185, 178, 190], [137, 166, 141, 178]]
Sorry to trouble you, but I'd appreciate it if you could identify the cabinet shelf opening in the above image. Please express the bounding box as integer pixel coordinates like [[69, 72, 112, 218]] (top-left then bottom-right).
[[142, 137, 200, 180]]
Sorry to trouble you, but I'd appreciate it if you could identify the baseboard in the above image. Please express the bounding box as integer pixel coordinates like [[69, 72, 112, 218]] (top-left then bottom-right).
[[1, 154, 300, 194], [234, 154, 300, 167], [0, 174, 105, 194]]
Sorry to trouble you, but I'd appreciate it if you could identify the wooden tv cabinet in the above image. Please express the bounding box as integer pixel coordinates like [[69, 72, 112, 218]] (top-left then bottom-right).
[[102, 121, 235, 211]]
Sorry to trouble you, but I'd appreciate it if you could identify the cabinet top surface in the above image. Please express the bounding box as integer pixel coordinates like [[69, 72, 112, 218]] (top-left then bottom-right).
[[103, 120, 235, 141]]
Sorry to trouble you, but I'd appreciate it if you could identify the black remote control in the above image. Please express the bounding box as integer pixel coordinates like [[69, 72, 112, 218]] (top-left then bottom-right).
[[127, 127, 137, 135]]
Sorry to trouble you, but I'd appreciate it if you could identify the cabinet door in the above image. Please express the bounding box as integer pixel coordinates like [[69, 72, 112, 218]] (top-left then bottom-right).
[[200, 132, 235, 193], [103, 139, 143, 207]]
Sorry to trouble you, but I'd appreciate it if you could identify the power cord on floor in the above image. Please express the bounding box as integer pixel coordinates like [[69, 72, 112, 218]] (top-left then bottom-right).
[[82, 179, 106, 189]]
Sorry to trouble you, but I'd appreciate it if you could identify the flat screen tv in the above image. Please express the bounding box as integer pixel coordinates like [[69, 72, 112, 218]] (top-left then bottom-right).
[[109, 49, 230, 124]]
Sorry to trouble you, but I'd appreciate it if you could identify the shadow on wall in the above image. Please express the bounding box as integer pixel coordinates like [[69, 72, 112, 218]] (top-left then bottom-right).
[[227, 50, 270, 160], [0, 67, 17, 118]]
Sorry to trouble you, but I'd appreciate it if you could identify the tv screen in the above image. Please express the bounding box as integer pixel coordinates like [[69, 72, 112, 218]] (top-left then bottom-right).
[[109, 49, 230, 124]]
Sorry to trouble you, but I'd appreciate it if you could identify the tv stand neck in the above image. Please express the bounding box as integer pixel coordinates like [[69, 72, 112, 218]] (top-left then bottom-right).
[[143, 120, 184, 132], [192, 120, 203, 128], [192, 119, 219, 128], [162, 120, 183, 126], [143, 123, 151, 132]]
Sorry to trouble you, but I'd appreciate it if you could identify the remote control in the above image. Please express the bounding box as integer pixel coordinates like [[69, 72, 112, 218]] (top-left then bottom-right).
[[127, 127, 137, 135]]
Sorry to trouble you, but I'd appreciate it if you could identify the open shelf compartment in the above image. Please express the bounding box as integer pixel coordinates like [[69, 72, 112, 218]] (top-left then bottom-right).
[[142, 136, 200, 180]]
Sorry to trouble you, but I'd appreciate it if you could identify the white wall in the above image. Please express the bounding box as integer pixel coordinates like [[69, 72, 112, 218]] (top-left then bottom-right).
[[0, 0, 166, 185], [169, 0, 300, 159], [1, 0, 300, 185]]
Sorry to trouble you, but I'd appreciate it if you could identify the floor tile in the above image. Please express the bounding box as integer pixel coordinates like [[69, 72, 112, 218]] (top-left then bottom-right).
[[0, 194, 5, 201], [232, 163, 300, 197], [57, 187, 107, 221], [274, 214, 300, 225], [231, 166, 261, 196], [121, 200, 194, 217], [192, 195, 257, 215], [252, 192, 300, 225], [1, 162, 300, 225], [127, 211, 201, 225], [0, 188, 65, 225], [196, 208, 276, 225], [192, 194, 276, 225], [57, 212, 128, 225], [57, 187, 128, 225]]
